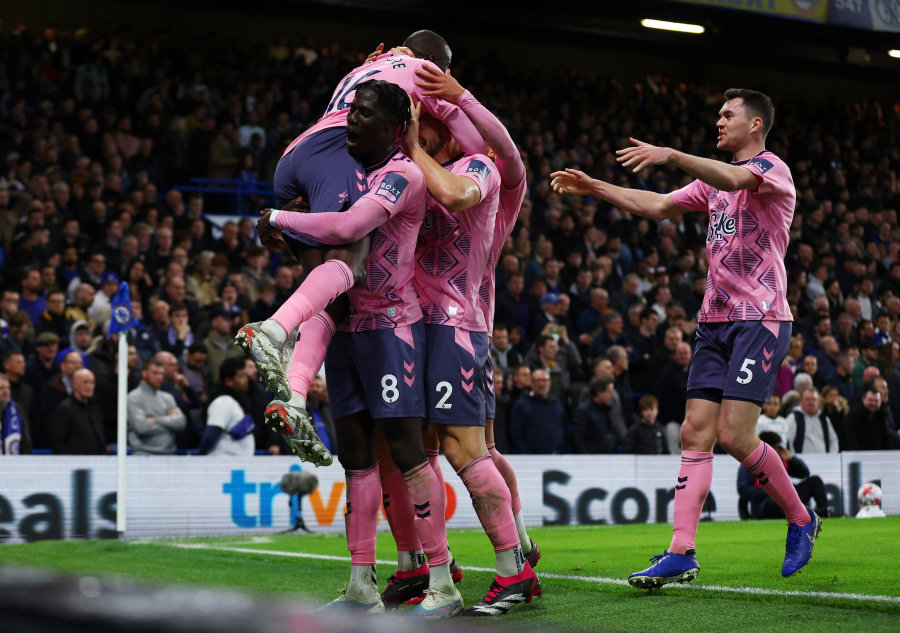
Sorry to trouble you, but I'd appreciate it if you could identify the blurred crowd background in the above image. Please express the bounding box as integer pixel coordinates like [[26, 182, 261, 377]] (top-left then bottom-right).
[[1, 17, 899, 457]]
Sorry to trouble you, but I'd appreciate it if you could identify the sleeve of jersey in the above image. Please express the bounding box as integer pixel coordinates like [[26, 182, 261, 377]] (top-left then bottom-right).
[[457, 155, 501, 204], [740, 156, 792, 198], [670, 178, 710, 213], [270, 197, 391, 245], [456, 90, 525, 186]]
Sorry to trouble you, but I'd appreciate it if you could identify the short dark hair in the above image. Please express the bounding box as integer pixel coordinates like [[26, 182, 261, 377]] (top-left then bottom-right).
[[187, 342, 208, 356], [356, 80, 412, 133], [402, 29, 452, 71], [759, 431, 783, 448], [638, 394, 658, 411], [723, 88, 775, 138], [589, 377, 612, 399], [219, 356, 246, 383]]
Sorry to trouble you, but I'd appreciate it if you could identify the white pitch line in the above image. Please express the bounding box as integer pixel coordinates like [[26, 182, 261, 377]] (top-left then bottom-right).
[[156, 542, 900, 604]]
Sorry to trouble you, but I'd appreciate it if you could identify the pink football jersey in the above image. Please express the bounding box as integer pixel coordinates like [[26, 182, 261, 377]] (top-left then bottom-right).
[[479, 179, 527, 334], [341, 152, 427, 332], [671, 151, 795, 323], [414, 154, 501, 331]]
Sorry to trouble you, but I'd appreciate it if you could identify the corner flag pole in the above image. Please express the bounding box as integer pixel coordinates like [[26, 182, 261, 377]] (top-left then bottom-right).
[[108, 282, 139, 540], [116, 331, 128, 537]]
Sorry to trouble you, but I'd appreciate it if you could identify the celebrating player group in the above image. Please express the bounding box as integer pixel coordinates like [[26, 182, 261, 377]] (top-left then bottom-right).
[[235, 28, 819, 618]]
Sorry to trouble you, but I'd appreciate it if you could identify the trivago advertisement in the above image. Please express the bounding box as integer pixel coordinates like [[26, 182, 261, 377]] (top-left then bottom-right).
[[665, 0, 829, 22], [0, 453, 896, 544]]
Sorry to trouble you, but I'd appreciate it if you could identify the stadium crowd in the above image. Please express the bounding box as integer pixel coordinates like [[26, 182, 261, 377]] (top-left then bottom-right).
[[1, 22, 899, 456]]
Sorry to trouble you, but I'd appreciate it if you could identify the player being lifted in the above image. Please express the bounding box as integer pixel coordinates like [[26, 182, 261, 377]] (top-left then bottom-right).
[[265, 80, 456, 616], [237, 30, 485, 466], [551, 89, 821, 587]]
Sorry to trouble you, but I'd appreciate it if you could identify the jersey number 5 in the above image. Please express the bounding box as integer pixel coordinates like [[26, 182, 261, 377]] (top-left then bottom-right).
[[736, 358, 756, 385]]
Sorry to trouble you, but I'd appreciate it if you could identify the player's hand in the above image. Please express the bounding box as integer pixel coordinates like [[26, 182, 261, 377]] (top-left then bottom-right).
[[415, 65, 464, 103], [282, 195, 310, 212], [403, 97, 423, 155], [387, 45, 413, 57], [257, 210, 286, 251], [365, 42, 384, 64], [550, 168, 596, 195], [616, 137, 675, 173]]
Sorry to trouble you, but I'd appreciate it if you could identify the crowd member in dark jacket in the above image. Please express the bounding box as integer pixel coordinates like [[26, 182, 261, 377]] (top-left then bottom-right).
[[572, 377, 617, 453], [0, 373, 32, 454], [510, 368, 566, 454], [624, 395, 667, 454], [655, 341, 692, 454], [50, 368, 107, 454], [737, 432, 829, 519], [841, 385, 900, 450]]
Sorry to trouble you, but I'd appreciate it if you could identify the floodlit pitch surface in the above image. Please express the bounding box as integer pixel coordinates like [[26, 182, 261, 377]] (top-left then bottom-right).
[[1, 517, 898, 632]]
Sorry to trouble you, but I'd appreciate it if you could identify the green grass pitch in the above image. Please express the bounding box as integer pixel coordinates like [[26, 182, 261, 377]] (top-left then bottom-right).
[[1, 517, 898, 632]]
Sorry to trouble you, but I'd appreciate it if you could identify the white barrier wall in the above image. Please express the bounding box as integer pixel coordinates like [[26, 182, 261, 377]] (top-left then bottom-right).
[[1, 453, 897, 544]]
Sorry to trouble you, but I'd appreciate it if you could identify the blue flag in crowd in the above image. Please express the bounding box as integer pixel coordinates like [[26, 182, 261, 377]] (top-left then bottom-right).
[[108, 282, 139, 338]]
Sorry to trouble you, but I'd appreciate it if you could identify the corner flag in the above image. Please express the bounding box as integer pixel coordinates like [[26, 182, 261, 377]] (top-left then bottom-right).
[[108, 282, 138, 338]]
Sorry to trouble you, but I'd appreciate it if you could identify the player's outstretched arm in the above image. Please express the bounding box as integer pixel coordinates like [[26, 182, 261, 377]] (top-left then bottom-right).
[[550, 168, 683, 221], [404, 100, 481, 213], [267, 198, 390, 245], [618, 137, 759, 192], [415, 66, 524, 188]]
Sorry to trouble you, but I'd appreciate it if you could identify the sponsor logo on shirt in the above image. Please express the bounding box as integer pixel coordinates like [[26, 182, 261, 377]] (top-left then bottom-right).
[[707, 210, 736, 243], [375, 173, 410, 204], [466, 159, 490, 182], [746, 157, 773, 174]]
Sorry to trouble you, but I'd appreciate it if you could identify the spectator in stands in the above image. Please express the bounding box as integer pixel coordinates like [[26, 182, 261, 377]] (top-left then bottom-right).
[[197, 356, 255, 455], [126, 356, 187, 455], [531, 292, 561, 339], [737, 432, 830, 519], [510, 368, 566, 454], [0, 373, 31, 454], [68, 284, 96, 334], [35, 289, 73, 339], [49, 368, 107, 454], [490, 323, 524, 373], [41, 349, 83, 421], [0, 311, 33, 358], [572, 377, 618, 453], [306, 375, 336, 457], [607, 344, 635, 426], [203, 303, 244, 380], [623, 394, 667, 454], [60, 321, 92, 367], [656, 341, 692, 455], [507, 363, 533, 403], [163, 301, 194, 359], [841, 385, 900, 451], [25, 332, 60, 400], [590, 310, 629, 360], [1, 350, 33, 427], [786, 386, 839, 454], [18, 267, 46, 324], [756, 394, 789, 447], [576, 287, 610, 337], [527, 334, 567, 400]]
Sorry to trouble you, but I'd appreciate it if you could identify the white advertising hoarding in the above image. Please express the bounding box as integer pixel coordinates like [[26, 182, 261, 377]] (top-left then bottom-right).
[[0, 453, 897, 544]]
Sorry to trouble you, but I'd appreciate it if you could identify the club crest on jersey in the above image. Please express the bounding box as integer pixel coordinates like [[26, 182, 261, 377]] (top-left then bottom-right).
[[337, 191, 349, 203], [466, 159, 490, 182], [707, 210, 736, 243], [375, 173, 409, 204]]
